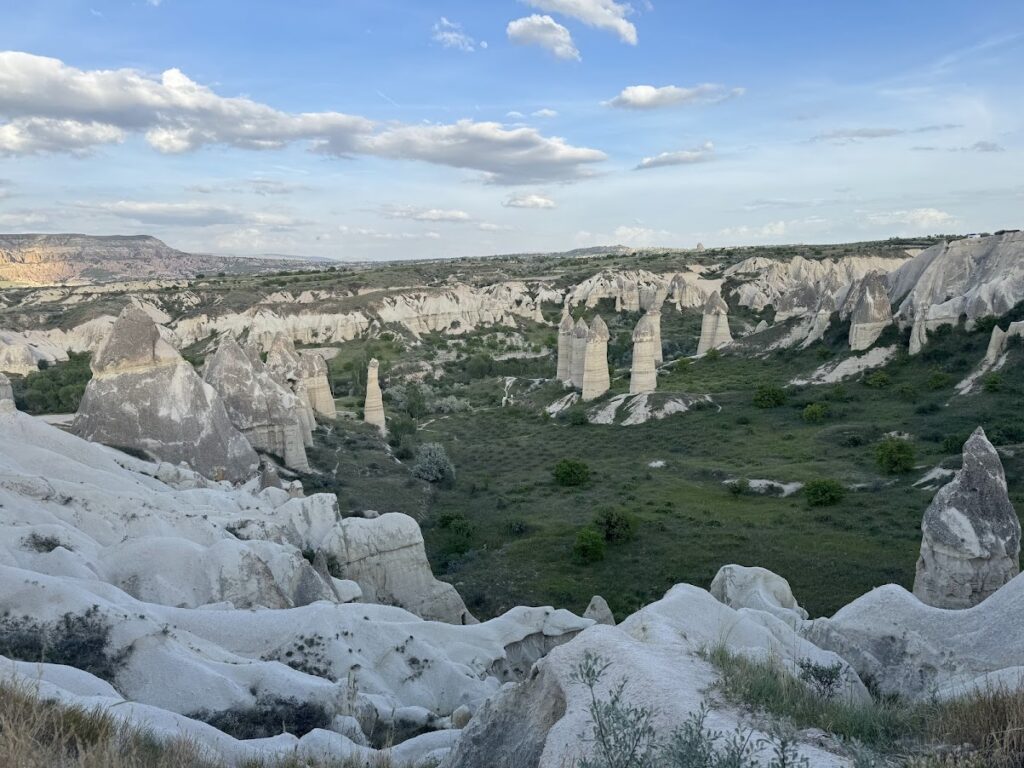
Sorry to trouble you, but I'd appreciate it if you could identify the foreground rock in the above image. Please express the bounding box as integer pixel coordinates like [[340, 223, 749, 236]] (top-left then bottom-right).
[[913, 427, 1021, 609], [73, 306, 258, 482], [710, 564, 809, 627]]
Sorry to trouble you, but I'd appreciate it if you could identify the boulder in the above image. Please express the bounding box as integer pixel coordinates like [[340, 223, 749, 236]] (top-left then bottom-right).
[[709, 564, 809, 628], [72, 306, 258, 483], [583, 595, 614, 625], [569, 318, 589, 389], [580, 315, 610, 402], [847, 272, 892, 351], [363, 358, 386, 435], [202, 335, 311, 473], [555, 311, 575, 383], [696, 291, 732, 355], [913, 427, 1021, 609], [629, 313, 658, 394]]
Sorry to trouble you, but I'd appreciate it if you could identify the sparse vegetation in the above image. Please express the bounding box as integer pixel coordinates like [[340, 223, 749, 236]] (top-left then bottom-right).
[[0, 608, 126, 684], [574, 528, 607, 564]]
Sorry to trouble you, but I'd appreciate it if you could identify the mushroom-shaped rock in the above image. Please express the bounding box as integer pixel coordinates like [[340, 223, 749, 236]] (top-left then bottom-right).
[[696, 291, 732, 355], [73, 306, 258, 483], [710, 564, 809, 628], [556, 311, 575, 383], [569, 318, 589, 389], [363, 358, 386, 435], [629, 313, 659, 395], [203, 335, 311, 472], [913, 427, 1021, 609], [580, 315, 610, 402], [848, 272, 893, 351]]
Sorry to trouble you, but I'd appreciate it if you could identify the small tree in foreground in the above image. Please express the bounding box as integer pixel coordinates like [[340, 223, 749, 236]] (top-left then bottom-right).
[[753, 385, 786, 409]]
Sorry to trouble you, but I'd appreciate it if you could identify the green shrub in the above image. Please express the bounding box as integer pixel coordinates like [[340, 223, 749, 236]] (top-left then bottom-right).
[[875, 437, 915, 474], [554, 459, 591, 487], [728, 478, 751, 496], [594, 508, 637, 544], [567, 408, 589, 426], [411, 442, 455, 485], [801, 403, 828, 424], [864, 371, 891, 388], [10, 352, 92, 415], [803, 479, 846, 507], [0, 608, 124, 683], [189, 696, 330, 740], [573, 528, 606, 564], [983, 373, 1005, 393], [753, 385, 786, 409], [926, 370, 951, 390]]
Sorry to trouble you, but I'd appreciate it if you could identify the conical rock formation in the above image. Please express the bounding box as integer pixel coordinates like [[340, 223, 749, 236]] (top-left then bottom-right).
[[848, 272, 893, 351], [203, 335, 311, 472], [696, 291, 732, 355], [556, 311, 575, 383], [363, 358, 386, 434], [629, 313, 658, 395], [73, 306, 258, 483], [580, 315, 610, 402], [300, 351, 336, 419], [569, 318, 589, 389], [913, 427, 1021, 609]]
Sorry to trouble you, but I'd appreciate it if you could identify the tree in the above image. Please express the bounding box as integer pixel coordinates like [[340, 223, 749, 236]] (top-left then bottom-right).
[[573, 528, 606, 564], [753, 385, 786, 409], [554, 459, 591, 487], [803, 479, 846, 507], [411, 443, 455, 486], [875, 437, 915, 474]]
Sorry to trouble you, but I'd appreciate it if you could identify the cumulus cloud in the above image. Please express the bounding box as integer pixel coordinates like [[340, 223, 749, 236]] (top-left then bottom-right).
[[718, 221, 788, 240], [0, 52, 605, 184], [0, 209, 48, 227], [810, 124, 961, 144], [507, 16, 581, 61], [78, 200, 310, 229], [503, 193, 557, 209], [432, 17, 477, 52], [635, 141, 713, 170], [381, 205, 472, 222], [532, 108, 558, 118], [605, 84, 743, 109], [522, 0, 637, 45], [866, 208, 956, 231]]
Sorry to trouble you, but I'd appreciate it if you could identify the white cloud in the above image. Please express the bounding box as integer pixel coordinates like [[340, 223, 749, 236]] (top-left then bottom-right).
[[636, 141, 714, 170], [78, 200, 310, 229], [381, 205, 472, 222], [865, 208, 956, 231], [605, 84, 743, 109], [0, 210, 47, 227], [507, 16, 581, 61], [338, 225, 441, 241], [532, 108, 558, 118], [432, 17, 477, 52], [503, 193, 557, 209], [0, 52, 605, 184], [479, 222, 513, 231], [719, 221, 788, 240], [522, 0, 637, 45], [810, 124, 960, 144], [961, 140, 1004, 152], [506, 111, 525, 119]]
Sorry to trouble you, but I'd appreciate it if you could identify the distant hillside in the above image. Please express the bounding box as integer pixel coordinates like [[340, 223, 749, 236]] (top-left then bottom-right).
[[0, 234, 322, 286]]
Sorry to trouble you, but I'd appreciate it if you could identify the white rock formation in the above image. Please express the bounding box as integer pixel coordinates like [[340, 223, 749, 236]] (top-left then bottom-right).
[[569, 318, 589, 389], [265, 332, 318, 431], [629, 313, 658, 394], [913, 427, 1021, 609], [696, 291, 733, 355], [0, 372, 13, 412], [956, 319, 1024, 393], [202, 335, 311, 473], [580, 315, 610, 402], [890, 231, 1024, 354], [710, 564, 809, 628], [0, 339, 41, 375], [363, 358, 386, 435], [556, 311, 575, 383], [847, 272, 893, 351], [583, 595, 614, 625], [72, 306, 258, 483], [300, 350, 337, 419]]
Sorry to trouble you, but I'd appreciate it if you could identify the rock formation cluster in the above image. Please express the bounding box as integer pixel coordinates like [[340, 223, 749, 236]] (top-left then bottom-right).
[[363, 358, 386, 434], [696, 290, 733, 355], [913, 427, 1021, 609]]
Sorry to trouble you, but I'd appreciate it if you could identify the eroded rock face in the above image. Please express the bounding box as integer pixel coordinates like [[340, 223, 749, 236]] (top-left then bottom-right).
[[363, 358, 386, 435], [913, 427, 1021, 609], [580, 315, 610, 402], [629, 313, 658, 395], [696, 291, 732, 355], [847, 272, 893, 351], [556, 311, 575, 383], [202, 336, 311, 473], [73, 306, 258, 483]]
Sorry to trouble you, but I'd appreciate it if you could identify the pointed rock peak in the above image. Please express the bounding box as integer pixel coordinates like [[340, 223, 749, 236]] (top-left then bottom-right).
[[92, 304, 179, 375], [368, 357, 380, 371], [961, 427, 1005, 482], [211, 334, 249, 365], [633, 313, 657, 340], [704, 291, 729, 315], [573, 318, 590, 337], [588, 314, 609, 341], [559, 313, 576, 333]]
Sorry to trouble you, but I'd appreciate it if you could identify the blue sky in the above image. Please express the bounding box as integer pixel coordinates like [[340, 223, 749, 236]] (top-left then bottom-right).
[[0, 1, 1021, 260]]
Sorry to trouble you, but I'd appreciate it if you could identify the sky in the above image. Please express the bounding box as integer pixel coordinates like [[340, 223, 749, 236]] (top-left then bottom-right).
[[0, 0, 1022, 261]]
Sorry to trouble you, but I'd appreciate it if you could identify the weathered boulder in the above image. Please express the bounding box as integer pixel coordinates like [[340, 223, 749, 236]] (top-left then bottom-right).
[[73, 306, 258, 483], [202, 336, 311, 473], [696, 291, 732, 355], [555, 311, 575, 383], [580, 315, 610, 402], [913, 427, 1021, 609], [629, 313, 658, 394], [710, 564, 809, 628], [569, 318, 589, 389], [583, 595, 614, 625], [363, 358, 386, 435], [847, 272, 892, 351]]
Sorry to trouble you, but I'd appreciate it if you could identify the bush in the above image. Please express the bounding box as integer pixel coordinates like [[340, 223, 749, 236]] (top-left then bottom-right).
[[190, 696, 330, 740], [801, 403, 828, 424], [753, 385, 786, 409], [10, 352, 92, 415], [728, 478, 751, 496], [573, 528, 606, 564], [864, 371, 891, 388], [876, 437, 915, 474], [594, 509, 637, 544], [0, 608, 124, 683], [567, 408, 589, 426], [983, 373, 1005, 393], [411, 442, 455, 485], [803, 479, 846, 507], [926, 370, 951, 390], [554, 459, 591, 487], [797, 658, 845, 699]]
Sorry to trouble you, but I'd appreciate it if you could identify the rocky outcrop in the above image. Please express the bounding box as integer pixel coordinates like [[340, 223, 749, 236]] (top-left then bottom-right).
[[710, 564, 809, 628], [299, 351, 336, 419], [629, 313, 658, 394], [0, 372, 13, 413], [913, 427, 1021, 609], [363, 358, 386, 434], [580, 315, 610, 402], [72, 306, 258, 483], [847, 272, 893, 351], [890, 232, 1024, 354], [569, 318, 589, 389], [265, 333, 318, 432], [696, 291, 732, 355], [556, 311, 574, 383], [956, 319, 1024, 394], [202, 335, 311, 473]]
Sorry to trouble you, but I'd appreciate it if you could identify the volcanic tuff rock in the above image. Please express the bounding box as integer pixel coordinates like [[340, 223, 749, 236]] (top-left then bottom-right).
[[556, 311, 574, 383], [847, 271, 893, 351], [202, 335, 311, 473], [912, 427, 1021, 609], [569, 318, 589, 389], [957, 319, 1024, 393], [72, 306, 258, 483], [265, 332, 318, 431], [299, 350, 337, 419], [629, 313, 658, 394], [583, 595, 615, 625], [0, 372, 12, 412], [363, 358, 386, 434], [580, 314, 610, 402], [696, 290, 733, 355], [710, 564, 809, 628]]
